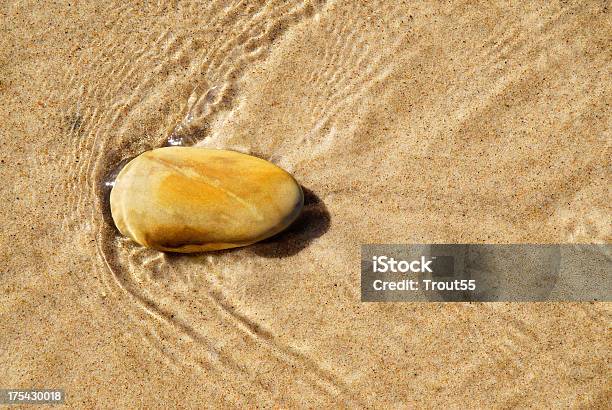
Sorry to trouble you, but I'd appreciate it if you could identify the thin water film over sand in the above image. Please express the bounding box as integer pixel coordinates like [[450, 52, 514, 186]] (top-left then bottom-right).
[[1, 0, 610, 407]]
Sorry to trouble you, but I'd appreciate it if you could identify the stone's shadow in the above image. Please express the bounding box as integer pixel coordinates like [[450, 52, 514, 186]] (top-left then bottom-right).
[[248, 186, 330, 258]]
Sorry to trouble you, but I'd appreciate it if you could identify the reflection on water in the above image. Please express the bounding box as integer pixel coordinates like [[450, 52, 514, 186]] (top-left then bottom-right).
[[99, 156, 136, 231]]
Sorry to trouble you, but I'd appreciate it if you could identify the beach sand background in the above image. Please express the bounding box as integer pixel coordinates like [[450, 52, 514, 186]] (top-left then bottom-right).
[[1, 0, 610, 407]]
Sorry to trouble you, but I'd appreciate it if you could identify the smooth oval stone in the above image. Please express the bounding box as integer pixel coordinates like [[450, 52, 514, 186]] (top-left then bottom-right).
[[110, 147, 303, 253]]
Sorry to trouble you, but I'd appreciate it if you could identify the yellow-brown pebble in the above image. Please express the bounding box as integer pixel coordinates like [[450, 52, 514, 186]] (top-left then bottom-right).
[[110, 147, 303, 252]]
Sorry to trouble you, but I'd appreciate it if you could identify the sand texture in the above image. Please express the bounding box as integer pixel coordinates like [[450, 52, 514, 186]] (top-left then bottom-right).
[[1, 0, 611, 408]]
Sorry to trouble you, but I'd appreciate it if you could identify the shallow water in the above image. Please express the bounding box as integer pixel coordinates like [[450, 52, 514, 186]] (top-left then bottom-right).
[[2, 0, 611, 407]]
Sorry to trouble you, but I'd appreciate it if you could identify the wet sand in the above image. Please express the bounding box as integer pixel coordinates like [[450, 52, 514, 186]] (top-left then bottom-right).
[[1, 0, 610, 407]]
